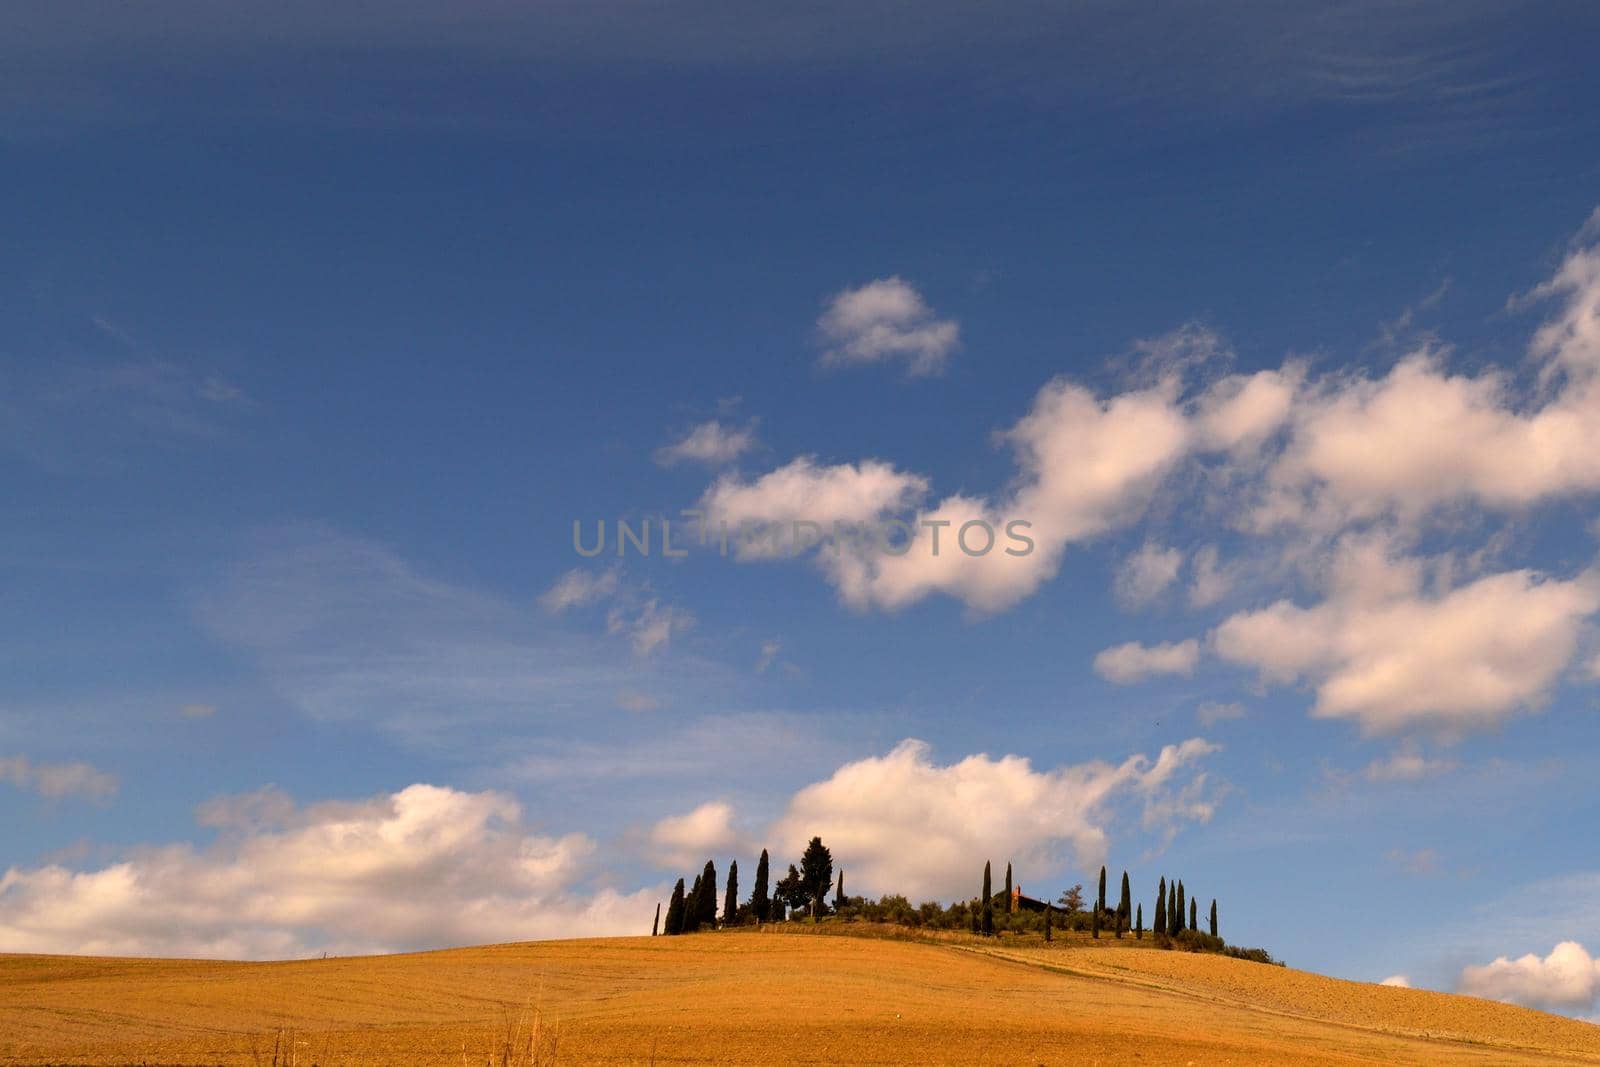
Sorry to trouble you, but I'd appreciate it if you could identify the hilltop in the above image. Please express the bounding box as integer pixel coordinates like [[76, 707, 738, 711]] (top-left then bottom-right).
[[3, 925, 1598, 1066]]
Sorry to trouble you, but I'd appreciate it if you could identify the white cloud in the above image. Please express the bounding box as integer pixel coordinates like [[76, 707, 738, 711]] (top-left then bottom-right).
[[1212, 536, 1600, 734], [648, 801, 743, 868], [1196, 701, 1246, 727], [770, 737, 1220, 901], [1093, 639, 1200, 684], [1188, 544, 1235, 608], [817, 277, 960, 376], [1459, 941, 1600, 1012], [1116, 542, 1183, 608], [1363, 750, 1456, 782], [0, 755, 117, 800], [755, 639, 781, 673], [698, 456, 929, 560], [0, 783, 657, 959], [1195, 365, 1302, 452], [1380, 974, 1412, 988], [609, 598, 694, 656], [539, 568, 620, 613], [654, 420, 756, 466]]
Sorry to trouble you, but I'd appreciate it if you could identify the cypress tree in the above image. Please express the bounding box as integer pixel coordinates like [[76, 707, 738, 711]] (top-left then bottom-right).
[[664, 878, 686, 935], [1004, 862, 1013, 910], [1175, 881, 1186, 937], [1135, 903, 1143, 940], [981, 862, 994, 936], [723, 860, 739, 926], [1154, 877, 1166, 939], [1209, 899, 1218, 938], [1097, 865, 1107, 916], [1091, 904, 1100, 939], [683, 874, 702, 933], [835, 870, 846, 908], [1043, 904, 1053, 942], [1117, 871, 1131, 939], [1189, 897, 1198, 932], [800, 837, 833, 919], [1168, 881, 1178, 936], [751, 849, 771, 923], [698, 860, 718, 929], [652, 901, 661, 936]]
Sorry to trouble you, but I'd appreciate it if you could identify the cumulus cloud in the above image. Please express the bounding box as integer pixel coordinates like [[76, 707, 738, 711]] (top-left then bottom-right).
[[1094, 639, 1200, 684], [0, 755, 117, 800], [654, 420, 756, 466], [1212, 535, 1600, 734], [1255, 229, 1600, 531], [1116, 542, 1183, 608], [647, 801, 743, 868], [0, 783, 655, 959], [769, 737, 1220, 901], [817, 277, 960, 376], [697, 456, 929, 559], [1459, 941, 1600, 1012], [1380, 974, 1412, 988]]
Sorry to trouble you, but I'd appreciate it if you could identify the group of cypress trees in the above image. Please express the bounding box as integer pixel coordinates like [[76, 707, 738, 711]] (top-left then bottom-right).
[[969, 859, 1221, 949], [1153, 874, 1218, 940], [657, 838, 839, 935]]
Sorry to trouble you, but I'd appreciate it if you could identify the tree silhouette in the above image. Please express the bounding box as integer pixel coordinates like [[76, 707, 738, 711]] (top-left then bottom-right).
[[723, 860, 739, 926], [652, 901, 661, 936], [981, 861, 994, 936], [800, 838, 833, 920], [751, 849, 771, 923], [1209, 899, 1218, 938], [664, 879, 686, 936]]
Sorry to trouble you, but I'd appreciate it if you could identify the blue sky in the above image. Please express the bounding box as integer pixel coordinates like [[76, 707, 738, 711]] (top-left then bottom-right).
[[4, 0, 1600, 1015]]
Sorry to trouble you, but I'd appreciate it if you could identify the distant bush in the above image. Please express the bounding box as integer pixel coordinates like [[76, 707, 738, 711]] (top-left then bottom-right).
[[1223, 945, 1283, 966]]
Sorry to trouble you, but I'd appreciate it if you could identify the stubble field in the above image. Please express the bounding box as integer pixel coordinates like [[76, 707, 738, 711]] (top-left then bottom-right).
[[3, 926, 1597, 1066]]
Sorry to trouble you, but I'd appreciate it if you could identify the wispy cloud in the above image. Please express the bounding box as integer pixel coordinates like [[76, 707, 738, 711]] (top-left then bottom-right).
[[0, 754, 117, 800], [818, 277, 959, 377]]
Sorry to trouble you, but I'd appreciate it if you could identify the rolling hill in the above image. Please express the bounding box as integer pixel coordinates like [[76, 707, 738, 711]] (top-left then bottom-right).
[[3, 926, 1597, 1065]]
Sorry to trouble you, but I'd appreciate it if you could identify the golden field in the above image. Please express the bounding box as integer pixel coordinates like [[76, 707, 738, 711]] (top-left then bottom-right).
[[3, 926, 1598, 1066]]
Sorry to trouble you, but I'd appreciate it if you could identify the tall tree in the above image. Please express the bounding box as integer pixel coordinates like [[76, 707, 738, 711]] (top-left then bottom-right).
[[1168, 881, 1178, 937], [1175, 881, 1186, 937], [723, 860, 739, 926], [1117, 871, 1131, 939], [698, 860, 718, 929], [1154, 877, 1166, 938], [1209, 899, 1218, 939], [835, 870, 846, 907], [1135, 903, 1143, 940], [664, 878, 686, 936], [652, 901, 661, 937], [682, 873, 703, 933], [1097, 866, 1107, 916], [1004, 862, 1013, 910], [800, 837, 833, 919], [1043, 903, 1053, 942], [1091, 903, 1100, 939], [751, 849, 771, 923], [1189, 897, 1198, 932], [981, 862, 994, 936]]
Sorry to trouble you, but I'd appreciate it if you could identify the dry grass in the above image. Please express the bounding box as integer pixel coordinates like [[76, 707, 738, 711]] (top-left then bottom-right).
[[3, 926, 1598, 1065]]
